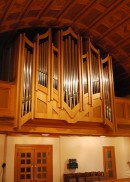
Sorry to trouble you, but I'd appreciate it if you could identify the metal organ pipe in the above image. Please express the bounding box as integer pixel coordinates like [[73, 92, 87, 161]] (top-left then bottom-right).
[[38, 38, 49, 88], [22, 46, 33, 117], [103, 65, 111, 121], [53, 48, 58, 90], [62, 32, 79, 110], [91, 50, 100, 95]]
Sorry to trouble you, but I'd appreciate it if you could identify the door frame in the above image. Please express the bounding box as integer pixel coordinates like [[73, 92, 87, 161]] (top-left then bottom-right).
[[103, 146, 117, 180]]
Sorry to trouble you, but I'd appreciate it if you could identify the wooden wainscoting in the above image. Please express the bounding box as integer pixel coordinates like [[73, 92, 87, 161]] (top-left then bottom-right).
[[98, 178, 130, 182]]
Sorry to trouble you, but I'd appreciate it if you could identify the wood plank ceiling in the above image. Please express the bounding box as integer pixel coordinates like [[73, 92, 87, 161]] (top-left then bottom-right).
[[0, 0, 130, 97]]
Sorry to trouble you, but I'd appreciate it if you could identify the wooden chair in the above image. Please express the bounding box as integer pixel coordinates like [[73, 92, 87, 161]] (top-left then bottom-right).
[[78, 177, 86, 182]]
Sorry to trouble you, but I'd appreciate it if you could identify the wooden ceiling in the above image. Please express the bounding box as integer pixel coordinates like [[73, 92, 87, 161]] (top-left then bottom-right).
[[0, 0, 130, 96]]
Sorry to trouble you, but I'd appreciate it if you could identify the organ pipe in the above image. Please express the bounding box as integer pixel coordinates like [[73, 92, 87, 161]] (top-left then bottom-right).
[[88, 39, 102, 105], [53, 47, 58, 90], [102, 55, 115, 126], [62, 28, 80, 110], [81, 36, 89, 110], [36, 29, 51, 97], [22, 46, 33, 117], [20, 34, 34, 119], [51, 35, 60, 102], [38, 40, 48, 87]]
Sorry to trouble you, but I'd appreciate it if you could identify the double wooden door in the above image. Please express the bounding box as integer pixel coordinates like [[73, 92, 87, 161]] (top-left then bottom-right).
[[15, 145, 52, 182]]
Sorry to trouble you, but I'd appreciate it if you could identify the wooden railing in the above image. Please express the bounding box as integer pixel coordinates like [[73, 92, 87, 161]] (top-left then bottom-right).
[[0, 81, 16, 118], [115, 97, 130, 125], [99, 178, 130, 182]]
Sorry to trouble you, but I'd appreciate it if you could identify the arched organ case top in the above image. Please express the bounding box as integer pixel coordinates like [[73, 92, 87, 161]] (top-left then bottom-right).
[[61, 27, 81, 110], [35, 29, 61, 118], [36, 29, 51, 102]]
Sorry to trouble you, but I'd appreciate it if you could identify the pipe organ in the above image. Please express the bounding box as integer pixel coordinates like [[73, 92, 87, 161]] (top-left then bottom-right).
[[0, 27, 116, 131]]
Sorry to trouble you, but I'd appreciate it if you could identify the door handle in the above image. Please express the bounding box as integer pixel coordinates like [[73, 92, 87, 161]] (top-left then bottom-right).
[[34, 165, 37, 180], [31, 166, 33, 181]]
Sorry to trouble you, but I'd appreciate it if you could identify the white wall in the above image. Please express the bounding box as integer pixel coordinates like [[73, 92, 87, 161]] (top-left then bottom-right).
[[0, 135, 130, 182], [115, 137, 130, 178], [60, 136, 130, 181], [5, 136, 60, 182], [0, 134, 6, 180]]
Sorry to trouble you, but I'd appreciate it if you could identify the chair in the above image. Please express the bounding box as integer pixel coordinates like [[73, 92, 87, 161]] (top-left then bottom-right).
[[68, 179, 77, 182], [78, 177, 86, 182]]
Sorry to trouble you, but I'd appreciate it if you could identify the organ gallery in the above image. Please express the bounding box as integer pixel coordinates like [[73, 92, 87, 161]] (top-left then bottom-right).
[[0, 27, 129, 136]]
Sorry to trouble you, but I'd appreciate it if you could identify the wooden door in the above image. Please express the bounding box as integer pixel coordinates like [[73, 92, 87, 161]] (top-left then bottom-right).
[[15, 145, 52, 182], [103, 146, 117, 180]]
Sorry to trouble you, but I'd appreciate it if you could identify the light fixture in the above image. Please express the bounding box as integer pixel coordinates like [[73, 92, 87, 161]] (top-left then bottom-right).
[[41, 133, 50, 136]]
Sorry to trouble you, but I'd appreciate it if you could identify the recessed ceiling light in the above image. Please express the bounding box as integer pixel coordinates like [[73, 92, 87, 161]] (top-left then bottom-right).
[[41, 133, 50, 136]]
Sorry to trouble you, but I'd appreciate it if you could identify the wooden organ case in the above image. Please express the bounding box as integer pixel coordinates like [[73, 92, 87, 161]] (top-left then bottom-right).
[[18, 34, 35, 127], [0, 27, 124, 135]]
